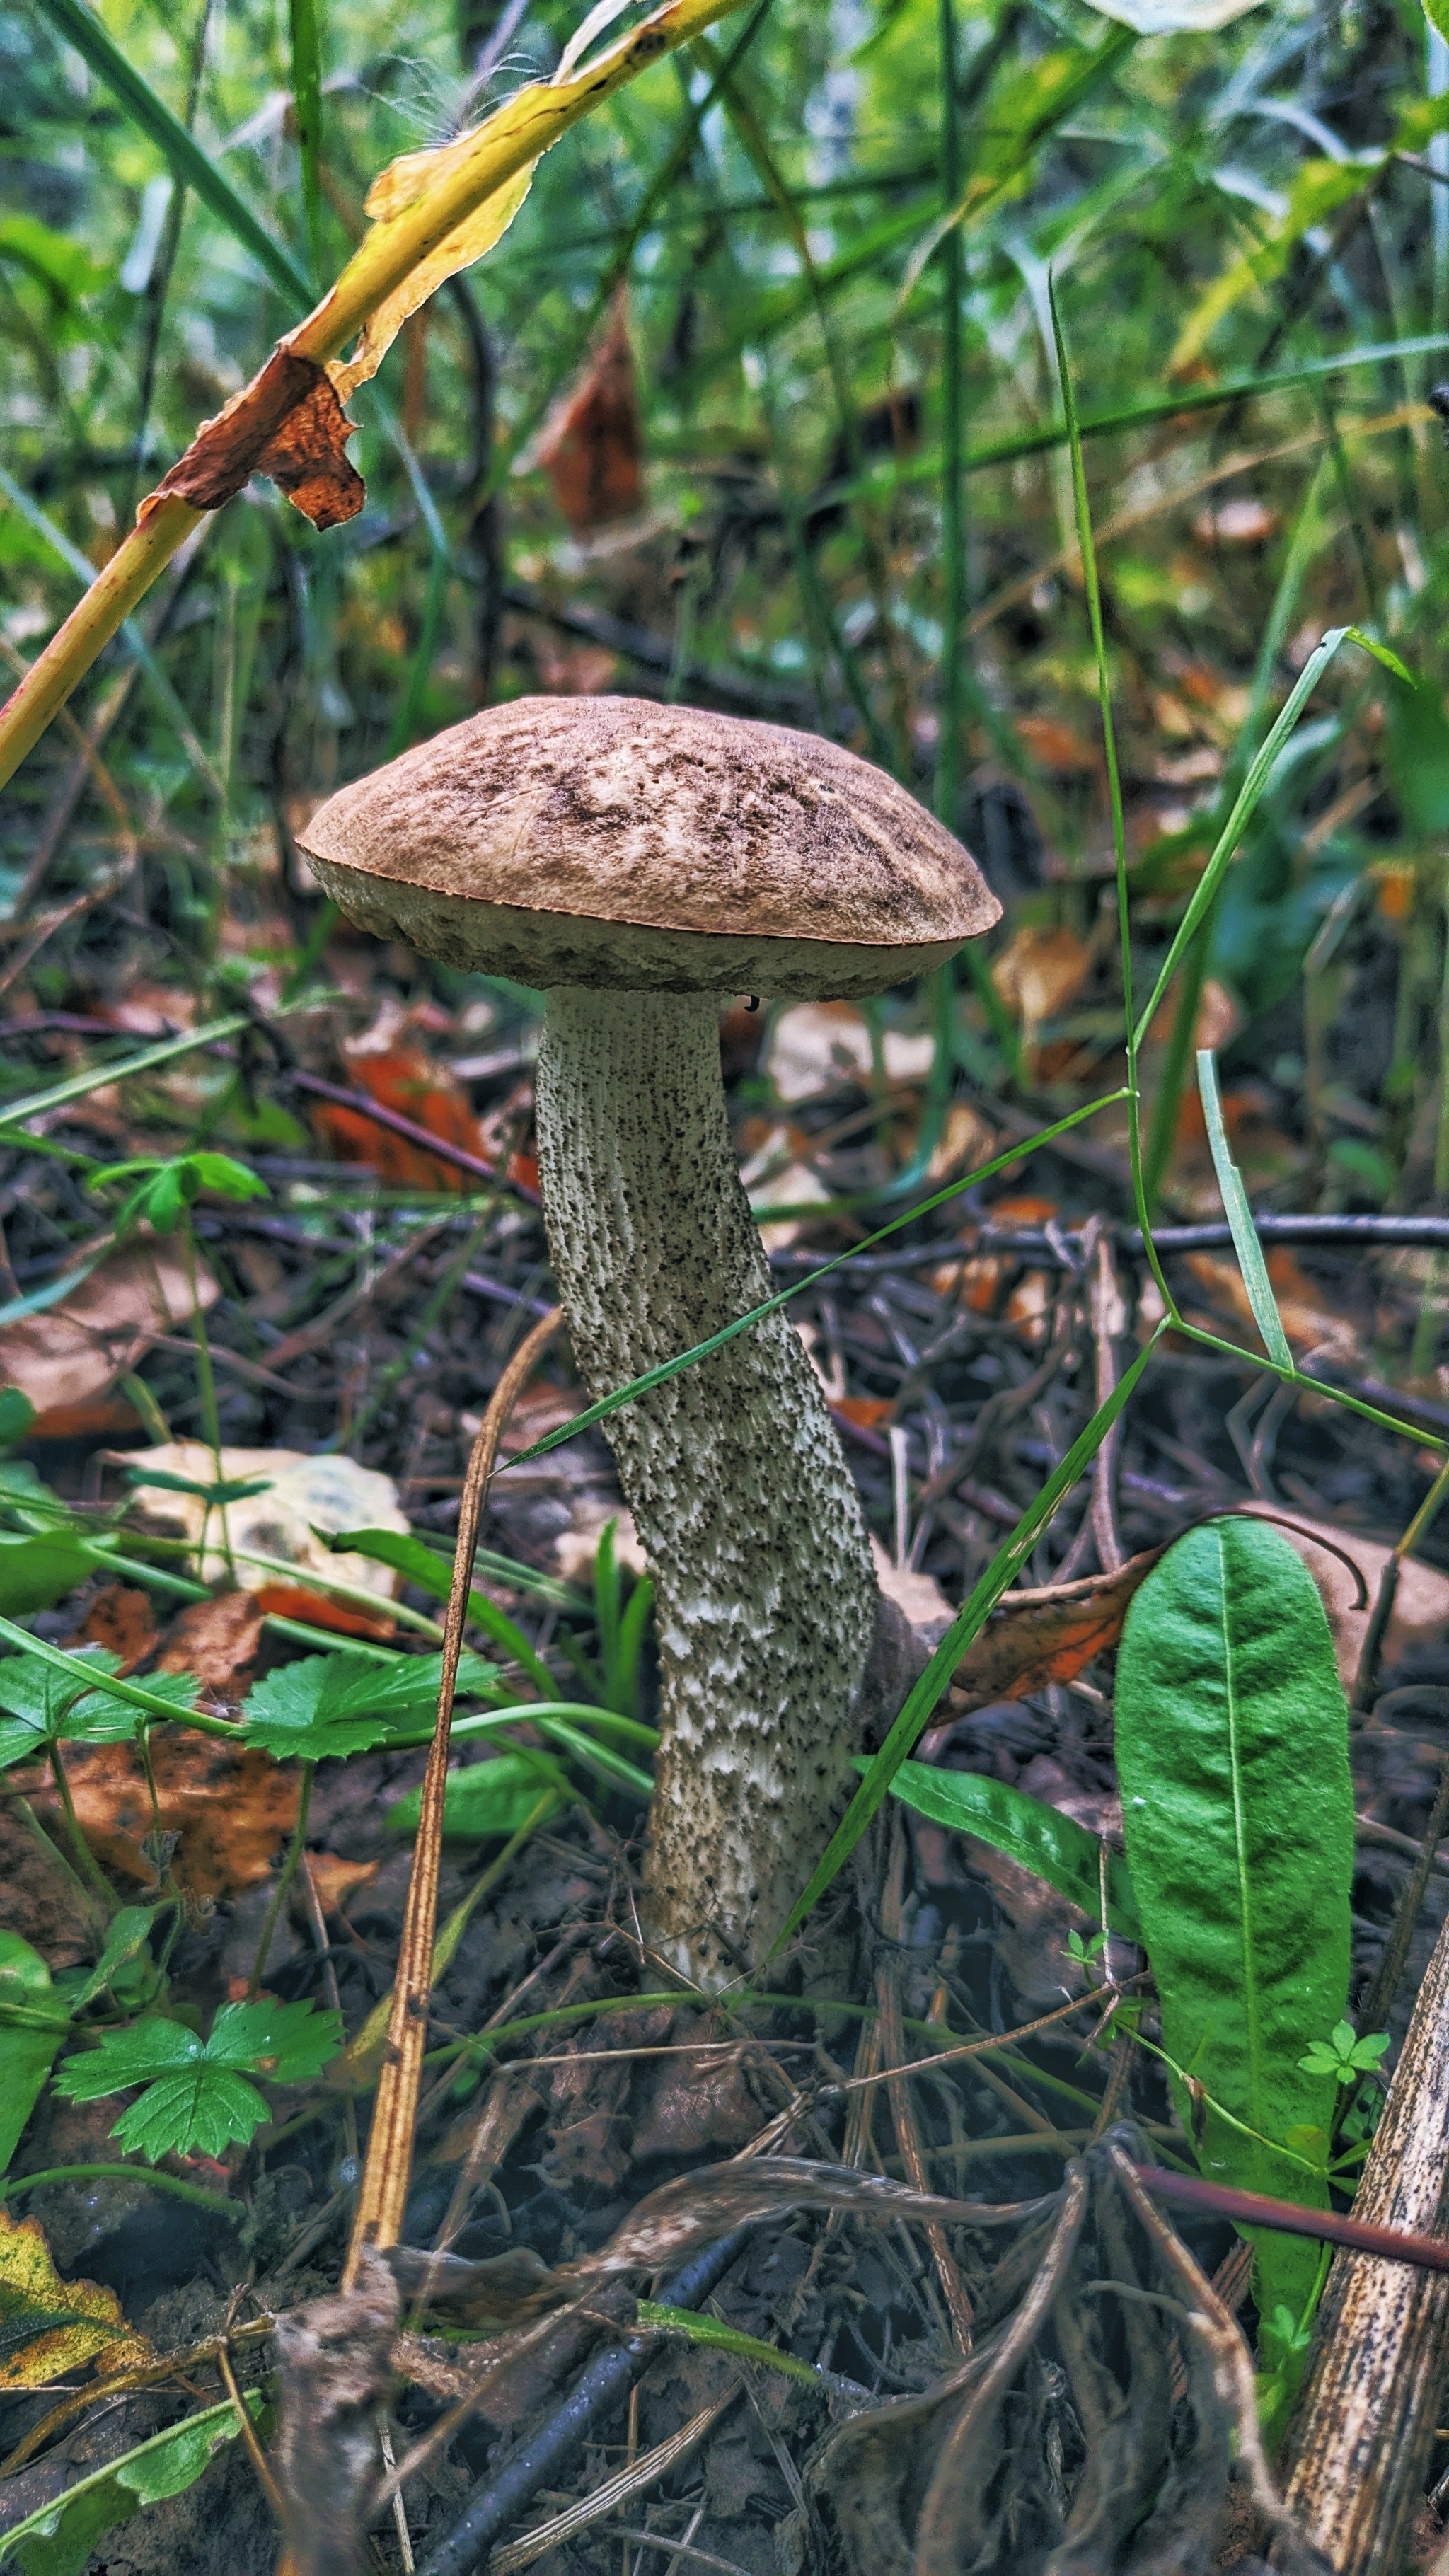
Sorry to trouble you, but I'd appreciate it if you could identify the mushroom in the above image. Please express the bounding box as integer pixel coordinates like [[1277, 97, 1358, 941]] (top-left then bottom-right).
[[298, 697, 999, 1984]]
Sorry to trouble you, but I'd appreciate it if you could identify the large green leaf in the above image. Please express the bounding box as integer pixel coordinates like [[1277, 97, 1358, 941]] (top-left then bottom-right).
[[0, 1934, 69, 2176], [1114, 1520, 1353, 2362], [0, 2393, 267, 2575], [0, 1532, 96, 1619], [877, 1759, 1143, 1943]]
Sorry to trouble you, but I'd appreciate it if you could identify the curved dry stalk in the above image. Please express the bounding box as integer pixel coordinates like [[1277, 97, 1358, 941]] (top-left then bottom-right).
[[0, 0, 749, 792], [1282, 1905, 1449, 2575], [342, 1305, 561, 2287]]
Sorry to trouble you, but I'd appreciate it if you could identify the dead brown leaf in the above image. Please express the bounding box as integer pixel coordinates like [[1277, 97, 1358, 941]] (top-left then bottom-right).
[[536, 287, 642, 532], [69, 1583, 158, 1675], [947, 1546, 1165, 1712], [143, 348, 363, 528], [991, 927, 1092, 1041], [155, 1590, 264, 1694], [0, 1239, 217, 1433], [45, 1733, 299, 1895]]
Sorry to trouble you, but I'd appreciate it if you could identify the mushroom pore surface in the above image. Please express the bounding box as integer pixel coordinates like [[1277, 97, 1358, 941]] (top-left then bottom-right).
[[535, 988, 879, 1984]]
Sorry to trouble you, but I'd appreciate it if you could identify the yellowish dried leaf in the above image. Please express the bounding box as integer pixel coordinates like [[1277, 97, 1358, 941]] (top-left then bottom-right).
[[328, 166, 535, 403], [0, 2208, 151, 2389]]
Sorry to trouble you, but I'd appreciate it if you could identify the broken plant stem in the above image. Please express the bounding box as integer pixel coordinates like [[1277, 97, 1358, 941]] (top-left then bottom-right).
[[342, 1305, 561, 2286], [248, 1760, 315, 1999]]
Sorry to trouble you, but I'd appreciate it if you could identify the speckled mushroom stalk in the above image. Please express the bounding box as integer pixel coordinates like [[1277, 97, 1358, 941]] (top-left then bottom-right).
[[535, 986, 878, 1981], [297, 695, 1000, 1987]]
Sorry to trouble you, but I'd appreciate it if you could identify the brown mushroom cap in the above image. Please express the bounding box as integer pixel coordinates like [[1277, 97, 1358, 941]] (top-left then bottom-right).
[[296, 695, 1000, 996]]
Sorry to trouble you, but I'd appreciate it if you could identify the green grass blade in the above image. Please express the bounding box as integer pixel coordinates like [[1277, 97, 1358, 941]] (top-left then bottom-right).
[[31, 0, 312, 310], [288, 0, 323, 286], [1196, 1051, 1292, 1371], [769, 1329, 1163, 1958], [502, 1090, 1128, 1471]]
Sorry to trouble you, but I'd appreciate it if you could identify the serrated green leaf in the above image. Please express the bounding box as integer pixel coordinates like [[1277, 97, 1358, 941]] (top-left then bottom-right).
[[0, 1934, 69, 2176], [877, 1757, 1143, 1942], [1114, 1519, 1353, 2366], [111, 2067, 270, 2161], [202, 1996, 342, 2081], [388, 1752, 553, 1843], [241, 1647, 500, 1762], [0, 1651, 197, 1768], [0, 2391, 267, 2575]]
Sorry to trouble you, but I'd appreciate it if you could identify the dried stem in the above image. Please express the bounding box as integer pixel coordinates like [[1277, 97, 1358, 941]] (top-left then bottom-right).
[[342, 1305, 560, 2286]]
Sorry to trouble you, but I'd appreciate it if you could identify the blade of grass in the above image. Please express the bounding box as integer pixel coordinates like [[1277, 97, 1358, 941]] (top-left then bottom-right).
[[769, 1329, 1165, 1960], [288, 0, 323, 287], [1196, 1051, 1292, 1370], [500, 1090, 1131, 1473], [31, 0, 312, 308]]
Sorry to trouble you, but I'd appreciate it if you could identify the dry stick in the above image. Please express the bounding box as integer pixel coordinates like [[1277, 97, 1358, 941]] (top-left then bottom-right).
[[216, 2334, 284, 2522], [342, 1305, 561, 2287], [488, 2397, 736, 2576], [1282, 1902, 1449, 2576], [1356, 1755, 1449, 2046]]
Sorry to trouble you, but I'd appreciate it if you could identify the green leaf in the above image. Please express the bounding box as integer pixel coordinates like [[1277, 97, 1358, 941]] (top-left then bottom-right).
[[0, 1651, 197, 1767], [0, 1390, 35, 1452], [879, 1758, 1143, 1943], [636, 2301, 821, 2384], [0, 1532, 99, 1619], [67, 1908, 162, 2013], [0, 1934, 69, 2177], [388, 1752, 556, 1843], [1196, 1051, 1292, 1372], [1114, 1519, 1353, 2358], [53, 1997, 340, 2157], [111, 2068, 270, 2162], [1342, 627, 1416, 690], [0, 2391, 267, 2575], [124, 1466, 274, 1508], [28, 0, 311, 312], [241, 1648, 500, 1762], [1424, 0, 1449, 52]]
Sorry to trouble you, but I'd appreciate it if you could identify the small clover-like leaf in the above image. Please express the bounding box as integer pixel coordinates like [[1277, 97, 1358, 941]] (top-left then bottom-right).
[[1349, 2031, 1391, 2069], [111, 2068, 270, 2161], [54, 1997, 340, 2161]]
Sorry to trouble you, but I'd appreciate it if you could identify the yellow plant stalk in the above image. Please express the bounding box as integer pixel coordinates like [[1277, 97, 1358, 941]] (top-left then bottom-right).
[[0, 0, 747, 792]]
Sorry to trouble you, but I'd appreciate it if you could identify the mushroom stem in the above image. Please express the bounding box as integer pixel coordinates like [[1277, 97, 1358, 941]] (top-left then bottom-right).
[[534, 986, 879, 1984]]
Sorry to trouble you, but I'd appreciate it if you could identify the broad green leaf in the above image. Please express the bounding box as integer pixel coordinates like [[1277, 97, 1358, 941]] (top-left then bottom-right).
[[389, 1752, 553, 1842], [0, 1651, 197, 1767], [111, 2068, 270, 2162], [0, 2392, 266, 2576], [879, 1759, 1142, 1943], [1196, 1051, 1291, 1372], [0, 1935, 69, 2176], [241, 1646, 501, 1761], [0, 1532, 98, 1620], [1114, 1520, 1353, 2365], [0, 1390, 35, 1452]]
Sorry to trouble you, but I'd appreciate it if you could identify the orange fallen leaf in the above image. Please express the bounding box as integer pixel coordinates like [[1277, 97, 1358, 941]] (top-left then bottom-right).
[[991, 927, 1092, 1039], [1184, 1250, 1358, 1362], [833, 1394, 894, 1431], [1015, 714, 1101, 776], [156, 1592, 265, 1694], [947, 1547, 1165, 1711], [304, 1852, 381, 1916]]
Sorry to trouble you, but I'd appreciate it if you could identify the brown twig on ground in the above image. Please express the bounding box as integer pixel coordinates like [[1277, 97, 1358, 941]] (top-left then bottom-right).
[[342, 1303, 562, 2286], [291, 1068, 541, 1201], [1281, 1902, 1449, 2574]]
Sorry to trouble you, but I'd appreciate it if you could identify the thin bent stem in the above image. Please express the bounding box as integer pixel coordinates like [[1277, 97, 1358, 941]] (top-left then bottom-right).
[[46, 1746, 117, 1916], [179, 1212, 233, 1580], [248, 1760, 314, 1998]]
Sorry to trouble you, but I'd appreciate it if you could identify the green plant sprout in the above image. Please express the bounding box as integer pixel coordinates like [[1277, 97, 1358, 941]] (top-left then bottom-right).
[[1299, 2021, 1392, 2088]]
